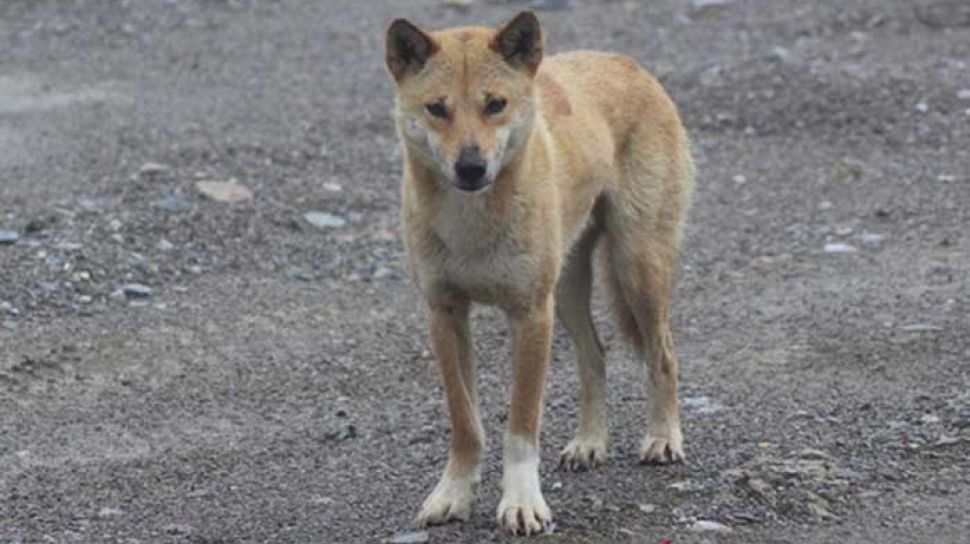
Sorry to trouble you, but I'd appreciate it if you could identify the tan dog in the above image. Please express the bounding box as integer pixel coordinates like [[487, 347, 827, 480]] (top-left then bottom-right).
[[385, 10, 694, 536]]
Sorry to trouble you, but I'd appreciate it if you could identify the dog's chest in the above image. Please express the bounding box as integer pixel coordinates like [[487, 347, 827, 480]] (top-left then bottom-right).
[[420, 200, 538, 304]]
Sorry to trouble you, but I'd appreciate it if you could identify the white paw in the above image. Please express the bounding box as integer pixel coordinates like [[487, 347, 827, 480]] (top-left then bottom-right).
[[497, 487, 553, 536], [639, 425, 685, 465], [559, 436, 607, 471], [415, 472, 478, 527], [498, 437, 553, 536]]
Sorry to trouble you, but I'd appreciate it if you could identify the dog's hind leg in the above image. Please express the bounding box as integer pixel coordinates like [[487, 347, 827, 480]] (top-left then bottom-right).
[[556, 223, 609, 471]]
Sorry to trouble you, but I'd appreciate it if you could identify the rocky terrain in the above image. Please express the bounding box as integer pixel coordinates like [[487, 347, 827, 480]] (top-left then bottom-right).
[[1, 0, 968, 542]]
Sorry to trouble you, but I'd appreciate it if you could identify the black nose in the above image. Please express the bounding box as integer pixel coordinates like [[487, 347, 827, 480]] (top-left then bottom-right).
[[454, 147, 487, 188]]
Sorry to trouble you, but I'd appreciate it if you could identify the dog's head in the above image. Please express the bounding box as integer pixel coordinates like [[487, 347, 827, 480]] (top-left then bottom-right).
[[385, 11, 543, 193]]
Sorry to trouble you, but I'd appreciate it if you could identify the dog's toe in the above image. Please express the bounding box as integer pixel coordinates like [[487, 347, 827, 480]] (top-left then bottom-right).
[[638, 435, 685, 465], [559, 438, 607, 472]]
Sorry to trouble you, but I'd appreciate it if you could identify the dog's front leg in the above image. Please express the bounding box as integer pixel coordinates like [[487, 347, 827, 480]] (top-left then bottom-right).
[[416, 297, 484, 527], [498, 296, 554, 535]]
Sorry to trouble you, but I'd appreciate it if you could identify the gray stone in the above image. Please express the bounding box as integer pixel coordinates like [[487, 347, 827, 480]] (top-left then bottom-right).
[[382, 531, 429, 544], [824, 242, 857, 253], [119, 284, 153, 299], [155, 194, 192, 212], [691, 519, 732, 532], [304, 211, 347, 229], [900, 323, 943, 333], [195, 180, 252, 203], [0, 230, 19, 245]]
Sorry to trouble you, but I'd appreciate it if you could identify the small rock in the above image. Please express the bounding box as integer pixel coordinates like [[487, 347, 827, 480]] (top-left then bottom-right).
[[439, 0, 474, 11], [691, 519, 732, 533], [798, 448, 831, 461], [914, 100, 929, 113], [156, 238, 175, 252], [0, 230, 19, 245], [637, 503, 657, 514], [323, 181, 343, 192], [1, 301, 16, 316], [668, 480, 703, 492], [119, 284, 153, 299], [382, 531, 429, 544], [899, 323, 942, 333], [823, 243, 857, 253], [155, 194, 192, 212], [137, 162, 170, 177], [920, 414, 941, 425], [855, 232, 886, 246], [740, 476, 774, 501], [304, 211, 347, 229], [732, 174, 747, 184], [682, 395, 725, 414], [551, 481, 563, 490], [807, 502, 838, 520], [195, 180, 253, 203], [957, 89, 970, 101], [818, 200, 834, 210], [689, 0, 734, 15], [98, 507, 124, 518], [531, 0, 575, 10], [937, 174, 956, 183], [766, 46, 794, 64], [932, 435, 962, 447], [163, 524, 196, 536]]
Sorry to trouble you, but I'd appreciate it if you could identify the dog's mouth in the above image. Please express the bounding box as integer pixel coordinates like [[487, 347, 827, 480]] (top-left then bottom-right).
[[452, 178, 493, 193]]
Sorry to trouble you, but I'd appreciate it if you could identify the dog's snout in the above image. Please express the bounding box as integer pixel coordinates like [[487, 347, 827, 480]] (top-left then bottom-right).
[[454, 147, 488, 189]]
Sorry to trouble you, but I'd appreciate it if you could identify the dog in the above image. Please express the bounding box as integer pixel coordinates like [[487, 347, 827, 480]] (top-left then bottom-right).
[[384, 10, 694, 535]]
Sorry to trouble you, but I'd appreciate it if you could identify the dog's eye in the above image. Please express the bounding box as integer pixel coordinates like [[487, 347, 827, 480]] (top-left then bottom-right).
[[425, 101, 448, 119], [485, 98, 507, 116]]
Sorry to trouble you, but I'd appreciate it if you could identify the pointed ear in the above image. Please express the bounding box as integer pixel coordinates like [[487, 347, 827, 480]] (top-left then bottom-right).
[[386, 19, 438, 81], [491, 11, 543, 75]]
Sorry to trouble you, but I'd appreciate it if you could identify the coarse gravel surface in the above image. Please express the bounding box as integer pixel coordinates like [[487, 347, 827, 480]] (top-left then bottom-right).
[[1, 0, 968, 543]]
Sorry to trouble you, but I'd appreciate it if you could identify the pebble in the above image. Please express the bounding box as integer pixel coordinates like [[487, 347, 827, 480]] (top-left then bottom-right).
[[98, 507, 124, 518], [0, 230, 19, 245], [439, 0, 474, 11], [691, 519, 732, 533], [155, 194, 192, 212], [551, 481, 563, 490], [119, 283, 153, 299], [531, 0, 575, 10], [914, 100, 929, 113], [798, 448, 831, 461], [855, 232, 886, 246], [137, 162, 170, 177], [382, 531, 429, 544], [323, 181, 343, 192], [638, 503, 657, 514], [690, 0, 735, 15], [957, 89, 970, 101], [823, 243, 857, 253], [899, 323, 942, 333], [195, 180, 253, 203], [808, 502, 837, 520], [766, 46, 794, 64], [304, 211, 347, 229], [920, 414, 941, 425], [681, 395, 725, 414], [163, 524, 196, 536], [933, 435, 961, 447], [156, 238, 175, 252], [1, 301, 16, 316]]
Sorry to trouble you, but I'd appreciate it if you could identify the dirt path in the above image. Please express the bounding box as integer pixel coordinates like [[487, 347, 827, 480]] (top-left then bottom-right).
[[1, 1, 968, 542]]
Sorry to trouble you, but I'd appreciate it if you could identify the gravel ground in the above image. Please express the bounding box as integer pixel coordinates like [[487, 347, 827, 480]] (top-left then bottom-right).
[[1, 0, 968, 543]]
